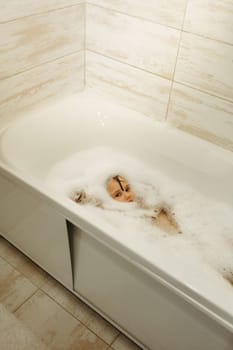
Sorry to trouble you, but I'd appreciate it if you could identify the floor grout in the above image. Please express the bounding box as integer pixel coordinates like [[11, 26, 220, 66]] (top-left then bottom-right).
[[0, 238, 119, 347], [41, 287, 114, 346], [12, 288, 39, 314]]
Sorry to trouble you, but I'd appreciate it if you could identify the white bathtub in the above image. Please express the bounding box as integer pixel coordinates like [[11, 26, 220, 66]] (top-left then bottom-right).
[[0, 91, 233, 350]]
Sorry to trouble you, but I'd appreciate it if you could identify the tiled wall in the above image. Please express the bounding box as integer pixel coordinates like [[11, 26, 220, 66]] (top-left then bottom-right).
[[86, 0, 233, 151], [1, 1, 232, 151], [0, 1, 85, 124]]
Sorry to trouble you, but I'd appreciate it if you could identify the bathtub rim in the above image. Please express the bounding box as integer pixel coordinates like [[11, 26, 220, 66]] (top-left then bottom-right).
[[0, 160, 233, 334]]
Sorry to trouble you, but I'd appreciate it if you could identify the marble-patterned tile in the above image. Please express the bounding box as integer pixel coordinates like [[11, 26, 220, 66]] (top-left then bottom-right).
[[0, 5, 84, 79], [42, 276, 119, 344], [0, 237, 48, 288], [0, 0, 83, 23], [0, 303, 50, 350], [184, 0, 233, 45], [167, 83, 233, 151], [88, 0, 187, 29], [111, 334, 142, 350], [86, 51, 171, 120], [0, 51, 84, 125], [175, 32, 233, 101], [0, 256, 37, 312], [86, 4, 180, 79], [15, 290, 108, 350]]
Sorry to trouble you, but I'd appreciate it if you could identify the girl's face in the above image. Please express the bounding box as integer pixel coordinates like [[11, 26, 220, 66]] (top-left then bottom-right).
[[107, 176, 135, 202]]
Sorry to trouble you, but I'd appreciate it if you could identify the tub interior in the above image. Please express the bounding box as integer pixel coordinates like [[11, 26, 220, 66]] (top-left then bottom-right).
[[1, 91, 233, 205]]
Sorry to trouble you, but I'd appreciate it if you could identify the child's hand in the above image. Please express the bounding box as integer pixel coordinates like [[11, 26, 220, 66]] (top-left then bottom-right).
[[73, 191, 86, 203]]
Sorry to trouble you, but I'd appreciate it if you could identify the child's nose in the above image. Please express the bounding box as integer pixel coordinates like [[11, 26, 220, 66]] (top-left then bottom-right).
[[125, 192, 133, 202]]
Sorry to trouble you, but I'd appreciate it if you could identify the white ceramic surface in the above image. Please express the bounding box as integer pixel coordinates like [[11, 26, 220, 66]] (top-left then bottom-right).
[[0, 90, 232, 336]]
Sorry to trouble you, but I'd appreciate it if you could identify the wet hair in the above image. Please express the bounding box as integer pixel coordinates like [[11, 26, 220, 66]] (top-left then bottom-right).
[[112, 175, 124, 190], [106, 175, 126, 191]]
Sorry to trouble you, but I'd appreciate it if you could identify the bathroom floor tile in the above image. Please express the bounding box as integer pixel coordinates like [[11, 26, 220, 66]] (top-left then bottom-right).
[[42, 277, 119, 344], [0, 303, 50, 350], [0, 256, 37, 312], [111, 334, 142, 350], [15, 289, 108, 350], [0, 237, 48, 288]]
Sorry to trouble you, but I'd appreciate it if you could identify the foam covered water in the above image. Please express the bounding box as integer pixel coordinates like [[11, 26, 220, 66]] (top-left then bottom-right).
[[46, 147, 233, 302]]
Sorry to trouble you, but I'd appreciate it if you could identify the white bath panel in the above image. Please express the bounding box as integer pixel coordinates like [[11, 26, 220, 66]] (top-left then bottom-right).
[[72, 228, 233, 350], [7, 204, 73, 288]]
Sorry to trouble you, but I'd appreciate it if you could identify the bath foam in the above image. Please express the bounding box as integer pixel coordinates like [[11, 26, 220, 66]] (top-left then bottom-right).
[[46, 147, 233, 304]]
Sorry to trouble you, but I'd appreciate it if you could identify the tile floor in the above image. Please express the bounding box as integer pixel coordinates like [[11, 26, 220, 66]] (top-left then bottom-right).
[[0, 236, 142, 350]]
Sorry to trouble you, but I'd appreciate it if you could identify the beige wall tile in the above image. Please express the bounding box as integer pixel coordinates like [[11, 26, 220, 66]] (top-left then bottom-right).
[[175, 32, 233, 101], [86, 51, 171, 120], [0, 238, 48, 288], [15, 290, 108, 350], [86, 4, 180, 79], [0, 52, 84, 125], [112, 334, 142, 350], [0, 257, 37, 312], [184, 0, 233, 45], [0, 1, 84, 22], [42, 277, 119, 344], [0, 5, 84, 79], [168, 83, 233, 151], [88, 0, 187, 29]]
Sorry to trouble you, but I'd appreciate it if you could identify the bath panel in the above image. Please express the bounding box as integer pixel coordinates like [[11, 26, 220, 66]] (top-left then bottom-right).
[[0, 173, 72, 288], [72, 227, 233, 350]]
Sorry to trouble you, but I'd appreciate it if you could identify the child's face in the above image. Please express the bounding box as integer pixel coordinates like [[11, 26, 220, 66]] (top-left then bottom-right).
[[107, 176, 135, 202]]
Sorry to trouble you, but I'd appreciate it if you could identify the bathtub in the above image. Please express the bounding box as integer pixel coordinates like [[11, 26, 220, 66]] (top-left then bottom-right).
[[0, 91, 233, 350]]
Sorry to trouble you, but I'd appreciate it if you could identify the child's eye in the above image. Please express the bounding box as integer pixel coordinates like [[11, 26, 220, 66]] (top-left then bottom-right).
[[115, 192, 121, 198], [125, 186, 130, 192]]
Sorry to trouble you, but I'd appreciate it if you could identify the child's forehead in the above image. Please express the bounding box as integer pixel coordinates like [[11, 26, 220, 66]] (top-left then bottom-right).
[[109, 176, 127, 184], [107, 176, 128, 189]]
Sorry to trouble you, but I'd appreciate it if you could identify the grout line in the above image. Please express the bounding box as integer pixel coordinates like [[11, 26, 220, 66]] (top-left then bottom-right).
[[0, 239, 50, 289], [87, 45, 233, 105], [0, 250, 49, 289], [181, 28, 233, 48], [13, 288, 39, 314], [173, 80, 233, 105], [1, 49, 84, 82], [164, 0, 190, 122], [86, 2, 181, 32], [86, 49, 233, 105], [86, 2, 233, 48], [108, 332, 120, 348], [0, 2, 85, 25], [41, 287, 113, 346], [86, 49, 172, 82], [0, 240, 109, 344]]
